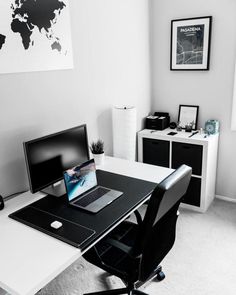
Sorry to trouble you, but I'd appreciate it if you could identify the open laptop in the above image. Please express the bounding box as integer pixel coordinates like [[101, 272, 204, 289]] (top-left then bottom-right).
[[63, 159, 123, 213]]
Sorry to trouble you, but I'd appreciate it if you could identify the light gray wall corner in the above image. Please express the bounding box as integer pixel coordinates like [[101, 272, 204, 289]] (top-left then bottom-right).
[[150, 0, 236, 199]]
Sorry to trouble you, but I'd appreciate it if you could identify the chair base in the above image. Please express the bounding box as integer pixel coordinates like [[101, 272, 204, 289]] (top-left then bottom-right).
[[156, 270, 165, 281], [84, 266, 165, 295], [84, 288, 148, 295]]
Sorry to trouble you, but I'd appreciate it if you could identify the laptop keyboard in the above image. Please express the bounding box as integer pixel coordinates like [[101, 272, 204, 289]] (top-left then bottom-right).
[[74, 187, 110, 208]]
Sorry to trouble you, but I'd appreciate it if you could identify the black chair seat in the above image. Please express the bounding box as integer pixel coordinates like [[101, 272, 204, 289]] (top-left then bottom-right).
[[84, 221, 140, 282]]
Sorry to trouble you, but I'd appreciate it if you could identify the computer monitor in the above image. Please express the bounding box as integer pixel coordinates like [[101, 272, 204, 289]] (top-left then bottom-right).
[[24, 124, 90, 196]]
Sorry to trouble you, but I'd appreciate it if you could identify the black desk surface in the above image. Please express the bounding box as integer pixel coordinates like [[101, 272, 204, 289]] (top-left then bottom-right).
[[9, 170, 157, 250]]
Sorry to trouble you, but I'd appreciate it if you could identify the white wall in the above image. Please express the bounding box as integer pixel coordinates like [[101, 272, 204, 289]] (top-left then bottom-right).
[[150, 0, 236, 199], [0, 0, 151, 197]]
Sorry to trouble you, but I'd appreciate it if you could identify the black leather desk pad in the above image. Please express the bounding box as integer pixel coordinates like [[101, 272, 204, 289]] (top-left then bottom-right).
[[9, 206, 95, 248], [9, 170, 157, 250]]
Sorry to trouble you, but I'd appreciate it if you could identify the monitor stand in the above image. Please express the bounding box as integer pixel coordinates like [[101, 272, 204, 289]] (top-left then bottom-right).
[[41, 181, 66, 197]]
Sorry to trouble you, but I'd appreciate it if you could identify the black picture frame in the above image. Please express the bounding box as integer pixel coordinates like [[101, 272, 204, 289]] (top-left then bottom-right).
[[170, 16, 212, 71], [178, 105, 199, 130]]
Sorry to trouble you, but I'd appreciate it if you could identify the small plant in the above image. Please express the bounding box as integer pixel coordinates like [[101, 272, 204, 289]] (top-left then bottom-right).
[[90, 139, 104, 154]]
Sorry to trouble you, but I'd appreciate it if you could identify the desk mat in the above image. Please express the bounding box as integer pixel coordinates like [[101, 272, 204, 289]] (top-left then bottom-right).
[[9, 170, 157, 250], [9, 206, 95, 248]]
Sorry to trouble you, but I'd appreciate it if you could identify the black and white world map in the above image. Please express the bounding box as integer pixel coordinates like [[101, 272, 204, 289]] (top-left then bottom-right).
[[0, 0, 73, 73]]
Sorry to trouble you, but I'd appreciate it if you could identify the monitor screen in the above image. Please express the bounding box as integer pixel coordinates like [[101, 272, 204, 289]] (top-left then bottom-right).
[[24, 124, 89, 194]]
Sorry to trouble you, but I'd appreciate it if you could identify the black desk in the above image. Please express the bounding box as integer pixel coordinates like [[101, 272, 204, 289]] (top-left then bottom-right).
[[10, 170, 157, 250]]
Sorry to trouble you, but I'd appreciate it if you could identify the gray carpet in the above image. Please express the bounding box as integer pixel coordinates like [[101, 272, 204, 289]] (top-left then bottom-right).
[[1, 198, 236, 295]]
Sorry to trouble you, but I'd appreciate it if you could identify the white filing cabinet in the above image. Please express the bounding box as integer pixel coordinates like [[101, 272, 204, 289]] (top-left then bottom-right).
[[138, 129, 219, 212]]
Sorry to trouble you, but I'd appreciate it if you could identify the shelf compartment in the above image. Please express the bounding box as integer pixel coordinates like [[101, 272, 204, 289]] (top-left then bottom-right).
[[182, 177, 201, 207], [143, 138, 170, 168], [172, 142, 203, 176]]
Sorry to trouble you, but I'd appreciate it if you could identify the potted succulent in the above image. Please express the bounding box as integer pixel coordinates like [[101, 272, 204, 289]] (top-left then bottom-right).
[[90, 139, 105, 165]]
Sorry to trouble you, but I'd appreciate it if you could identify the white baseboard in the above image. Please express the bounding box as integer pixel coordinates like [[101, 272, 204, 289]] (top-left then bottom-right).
[[215, 195, 236, 203]]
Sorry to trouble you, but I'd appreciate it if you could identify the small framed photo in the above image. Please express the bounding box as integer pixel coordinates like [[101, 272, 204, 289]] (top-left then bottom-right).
[[171, 16, 212, 70], [178, 105, 199, 130]]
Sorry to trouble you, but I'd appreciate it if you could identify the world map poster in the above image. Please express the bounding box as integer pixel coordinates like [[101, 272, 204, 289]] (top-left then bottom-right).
[[0, 0, 73, 74]]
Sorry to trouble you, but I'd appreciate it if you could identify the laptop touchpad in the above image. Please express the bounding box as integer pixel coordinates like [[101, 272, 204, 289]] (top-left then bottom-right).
[[86, 194, 114, 211]]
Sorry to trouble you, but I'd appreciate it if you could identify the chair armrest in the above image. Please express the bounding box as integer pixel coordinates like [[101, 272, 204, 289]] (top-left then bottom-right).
[[105, 238, 137, 258]]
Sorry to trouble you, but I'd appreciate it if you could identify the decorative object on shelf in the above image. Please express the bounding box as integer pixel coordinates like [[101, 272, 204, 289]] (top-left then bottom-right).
[[145, 115, 158, 129], [153, 112, 170, 129], [185, 121, 194, 132], [112, 106, 136, 161], [169, 122, 177, 129], [145, 112, 170, 130], [90, 139, 104, 166], [205, 119, 220, 135], [188, 131, 199, 138], [170, 16, 212, 71], [178, 105, 199, 130], [176, 122, 182, 131], [0, 195, 4, 210]]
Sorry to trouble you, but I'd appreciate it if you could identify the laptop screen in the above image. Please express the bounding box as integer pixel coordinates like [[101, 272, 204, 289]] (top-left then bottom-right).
[[64, 159, 97, 201]]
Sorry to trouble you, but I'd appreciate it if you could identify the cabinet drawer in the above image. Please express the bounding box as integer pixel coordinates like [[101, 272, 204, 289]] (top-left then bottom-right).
[[182, 177, 201, 207], [172, 142, 203, 175], [143, 138, 169, 168]]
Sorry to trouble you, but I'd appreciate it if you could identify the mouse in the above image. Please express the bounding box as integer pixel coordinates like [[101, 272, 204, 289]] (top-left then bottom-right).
[[50, 221, 63, 229], [0, 195, 4, 210]]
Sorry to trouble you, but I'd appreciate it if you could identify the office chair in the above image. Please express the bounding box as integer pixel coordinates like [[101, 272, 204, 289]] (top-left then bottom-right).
[[83, 164, 192, 295]]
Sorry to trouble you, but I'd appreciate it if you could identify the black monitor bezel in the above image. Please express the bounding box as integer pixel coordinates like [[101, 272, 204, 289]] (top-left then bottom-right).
[[23, 124, 90, 194]]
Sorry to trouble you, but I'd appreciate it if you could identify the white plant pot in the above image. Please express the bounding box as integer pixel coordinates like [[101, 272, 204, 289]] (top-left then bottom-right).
[[93, 152, 104, 166]]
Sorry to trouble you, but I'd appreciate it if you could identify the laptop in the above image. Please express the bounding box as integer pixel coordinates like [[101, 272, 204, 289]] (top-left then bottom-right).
[[63, 159, 123, 213]]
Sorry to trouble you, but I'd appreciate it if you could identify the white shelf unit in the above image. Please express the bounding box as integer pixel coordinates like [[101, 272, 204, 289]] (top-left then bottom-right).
[[138, 129, 219, 212]]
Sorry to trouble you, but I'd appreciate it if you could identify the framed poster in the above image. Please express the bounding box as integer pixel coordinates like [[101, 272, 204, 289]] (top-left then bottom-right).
[[178, 105, 199, 130], [170, 16, 212, 70]]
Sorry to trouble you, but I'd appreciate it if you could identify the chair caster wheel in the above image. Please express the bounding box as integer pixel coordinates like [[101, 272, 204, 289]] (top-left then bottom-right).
[[156, 271, 165, 281]]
